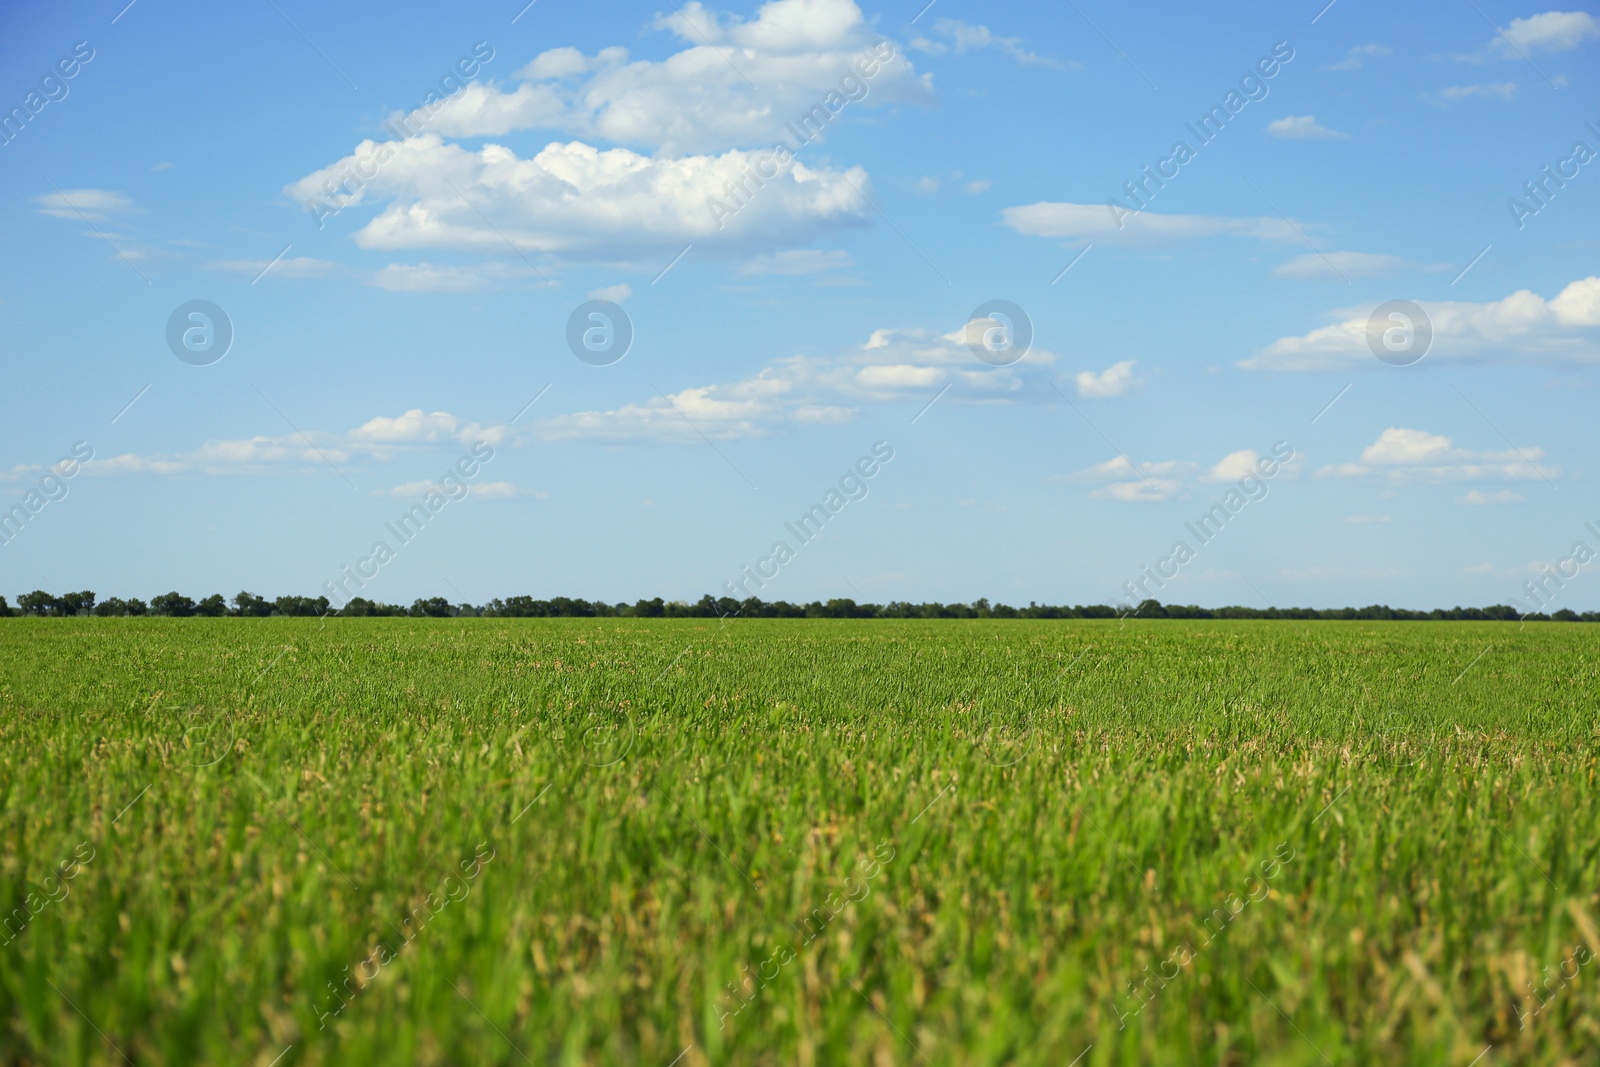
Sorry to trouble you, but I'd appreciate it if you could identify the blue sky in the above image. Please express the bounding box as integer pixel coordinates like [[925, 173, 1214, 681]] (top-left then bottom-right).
[[2, 0, 1598, 611]]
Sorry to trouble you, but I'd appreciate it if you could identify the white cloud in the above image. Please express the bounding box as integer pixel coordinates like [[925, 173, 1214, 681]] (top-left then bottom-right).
[[1205, 450, 1261, 482], [963, 179, 991, 194], [402, 0, 934, 154], [76, 409, 509, 478], [913, 176, 940, 194], [1064, 456, 1194, 503], [473, 481, 549, 500], [536, 321, 1057, 442], [587, 282, 633, 302], [1495, 11, 1599, 54], [1001, 202, 1300, 245], [368, 261, 543, 292], [210, 256, 340, 278], [351, 409, 506, 447], [387, 479, 546, 500], [33, 189, 136, 220], [739, 248, 851, 274], [1437, 82, 1517, 101], [1323, 43, 1391, 71], [1242, 276, 1600, 371], [1317, 428, 1556, 483], [1266, 114, 1347, 140], [909, 18, 1076, 70], [1462, 489, 1524, 504], [1273, 251, 1405, 279], [1364, 427, 1453, 464], [1074, 360, 1141, 397], [1463, 561, 1496, 572], [288, 135, 875, 258]]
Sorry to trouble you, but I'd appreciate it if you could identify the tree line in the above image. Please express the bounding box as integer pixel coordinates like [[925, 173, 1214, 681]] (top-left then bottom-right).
[[0, 590, 1590, 622]]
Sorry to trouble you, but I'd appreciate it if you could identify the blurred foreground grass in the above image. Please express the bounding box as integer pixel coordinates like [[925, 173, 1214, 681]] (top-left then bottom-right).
[[1, 618, 1598, 1066]]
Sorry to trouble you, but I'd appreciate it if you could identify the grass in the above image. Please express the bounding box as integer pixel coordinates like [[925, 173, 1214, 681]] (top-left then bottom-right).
[[1, 617, 1598, 1066]]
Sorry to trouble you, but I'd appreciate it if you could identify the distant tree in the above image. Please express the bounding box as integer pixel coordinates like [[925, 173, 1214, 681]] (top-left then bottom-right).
[[151, 592, 196, 617], [124, 598, 148, 616], [634, 597, 665, 618], [273, 595, 331, 617], [342, 597, 375, 616], [194, 594, 228, 617], [410, 597, 453, 618], [60, 591, 96, 616], [94, 598, 129, 617], [234, 591, 273, 617], [17, 590, 57, 616], [1134, 599, 1167, 619], [0, 595, 12, 617]]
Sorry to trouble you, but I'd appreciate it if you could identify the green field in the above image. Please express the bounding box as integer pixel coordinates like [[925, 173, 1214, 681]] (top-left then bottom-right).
[[2, 618, 1597, 1066]]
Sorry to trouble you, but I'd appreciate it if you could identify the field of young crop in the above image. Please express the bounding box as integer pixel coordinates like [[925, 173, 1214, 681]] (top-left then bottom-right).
[[2, 618, 1598, 1066]]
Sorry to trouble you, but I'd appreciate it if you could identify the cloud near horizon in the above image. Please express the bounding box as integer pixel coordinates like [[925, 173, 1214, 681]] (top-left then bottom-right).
[[1241, 276, 1600, 370], [535, 320, 1059, 442], [1001, 202, 1301, 245]]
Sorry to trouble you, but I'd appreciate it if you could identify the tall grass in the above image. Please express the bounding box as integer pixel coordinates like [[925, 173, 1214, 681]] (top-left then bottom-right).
[[2, 618, 1597, 1065]]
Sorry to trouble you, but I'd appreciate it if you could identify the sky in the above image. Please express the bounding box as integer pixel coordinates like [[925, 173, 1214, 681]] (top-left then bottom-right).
[[1, 0, 1598, 612]]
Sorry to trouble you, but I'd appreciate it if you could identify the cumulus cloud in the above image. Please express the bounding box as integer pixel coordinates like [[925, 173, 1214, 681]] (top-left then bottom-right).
[[1494, 10, 1599, 54], [536, 320, 1058, 442], [71, 409, 509, 479], [1205, 450, 1262, 482], [1074, 360, 1141, 397], [1266, 114, 1347, 139], [369, 261, 546, 292], [1323, 43, 1390, 71], [386, 479, 546, 500], [351, 409, 506, 447], [287, 135, 875, 258], [1462, 489, 1524, 504], [1317, 428, 1556, 483], [1063, 446, 1286, 502], [1063, 456, 1195, 503], [1001, 201, 1300, 245], [1437, 82, 1517, 102], [1241, 276, 1600, 371], [399, 0, 933, 154], [210, 255, 341, 279], [288, 0, 942, 268], [587, 282, 632, 301], [1274, 251, 1405, 279], [739, 248, 852, 274], [910, 18, 1076, 70], [33, 189, 136, 220]]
